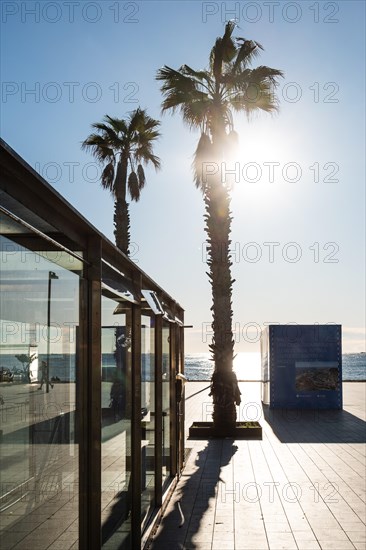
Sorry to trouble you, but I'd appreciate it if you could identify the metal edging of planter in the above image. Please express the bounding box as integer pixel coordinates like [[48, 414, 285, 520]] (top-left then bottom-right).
[[188, 421, 263, 440]]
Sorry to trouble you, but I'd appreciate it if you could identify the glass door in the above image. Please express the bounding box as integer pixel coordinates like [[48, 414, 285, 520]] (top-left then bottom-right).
[[101, 295, 132, 549], [141, 313, 155, 527], [162, 321, 171, 489], [0, 234, 81, 549]]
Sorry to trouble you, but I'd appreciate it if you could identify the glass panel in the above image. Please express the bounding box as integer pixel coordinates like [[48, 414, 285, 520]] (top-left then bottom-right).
[[101, 295, 132, 549], [162, 322, 170, 488], [0, 234, 80, 549], [141, 313, 155, 526], [176, 326, 185, 472]]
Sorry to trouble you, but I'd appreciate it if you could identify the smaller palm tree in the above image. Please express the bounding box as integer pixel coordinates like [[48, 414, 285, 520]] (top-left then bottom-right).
[[82, 108, 161, 254], [15, 353, 37, 383]]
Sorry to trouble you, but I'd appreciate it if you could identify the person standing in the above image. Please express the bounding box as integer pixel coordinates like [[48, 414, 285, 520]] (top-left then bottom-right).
[[38, 361, 53, 390]]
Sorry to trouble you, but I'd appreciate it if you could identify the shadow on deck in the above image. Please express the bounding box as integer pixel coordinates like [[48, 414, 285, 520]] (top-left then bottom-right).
[[148, 439, 237, 549], [263, 406, 366, 443]]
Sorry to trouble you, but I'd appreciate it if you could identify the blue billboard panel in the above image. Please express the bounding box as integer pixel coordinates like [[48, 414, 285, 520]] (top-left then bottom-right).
[[261, 325, 342, 409]]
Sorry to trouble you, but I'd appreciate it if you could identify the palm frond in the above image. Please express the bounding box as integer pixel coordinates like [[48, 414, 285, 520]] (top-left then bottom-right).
[[220, 67, 252, 90], [138, 150, 161, 170], [230, 82, 279, 115], [169, 89, 209, 117], [180, 97, 212, 129], [104, 115, 128, 135], [137, 127, 161, 142], [127, 107, 145, 133], [83, 108, 160, 197], [223, 64, 283, 113], [193, 133, 214, 191], [157, 66, 197, 92], [233, 39, 263, 71], [141, 115, 161, 134], [101, 162, 115, 192], [81, 134, 115, 163], [180, 65, 213, 89], [137, 164, 146, 188], [210, 21, 237, 81], [249, 65, 284, 86], [128, 171, 140, 202], [92, 120, 125, 149], [157, 66, 211, 120]]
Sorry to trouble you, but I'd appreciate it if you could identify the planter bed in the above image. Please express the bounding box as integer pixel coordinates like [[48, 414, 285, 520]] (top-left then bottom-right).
[[188, 421, 262, 440]]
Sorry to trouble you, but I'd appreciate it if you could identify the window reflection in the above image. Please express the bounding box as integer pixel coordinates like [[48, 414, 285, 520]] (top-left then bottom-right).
[[0, 235, 80, 549], [141, 313, 155, 526], [162, 322, 171, 487], [101, 295, 132, 549]]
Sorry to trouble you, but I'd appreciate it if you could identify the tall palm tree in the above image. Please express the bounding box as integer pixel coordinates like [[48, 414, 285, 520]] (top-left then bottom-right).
[[157, 22, 283, 432], [82, 108, 161, 254]]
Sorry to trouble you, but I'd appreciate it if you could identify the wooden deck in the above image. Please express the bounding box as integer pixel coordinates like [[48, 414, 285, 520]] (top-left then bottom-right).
[[148, 381, 366, 550]]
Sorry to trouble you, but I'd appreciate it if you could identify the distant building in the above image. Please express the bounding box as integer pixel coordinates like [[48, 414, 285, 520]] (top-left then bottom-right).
[[0, 139, 185, 549]]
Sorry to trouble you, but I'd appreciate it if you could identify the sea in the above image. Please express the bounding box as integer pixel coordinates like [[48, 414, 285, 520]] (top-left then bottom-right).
[[184, 352, 366, 381], [1, 352, 365, 382]]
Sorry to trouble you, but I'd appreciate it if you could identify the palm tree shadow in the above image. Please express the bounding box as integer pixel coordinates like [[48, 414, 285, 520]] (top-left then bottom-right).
[[149, 439, 238, 549], [101, 482, 132, 549]]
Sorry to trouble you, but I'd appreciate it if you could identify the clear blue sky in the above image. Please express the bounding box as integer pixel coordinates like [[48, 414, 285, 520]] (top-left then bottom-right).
[[1, 1, 365, 353]]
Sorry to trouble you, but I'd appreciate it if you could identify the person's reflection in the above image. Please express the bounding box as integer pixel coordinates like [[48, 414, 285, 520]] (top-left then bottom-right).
[[38, 361, 54, 390], [110, 376, 125, 421]]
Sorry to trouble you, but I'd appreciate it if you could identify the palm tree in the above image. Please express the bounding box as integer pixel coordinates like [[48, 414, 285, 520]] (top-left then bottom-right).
[[157, 22, 283, 432], [15, 353, 37, 383], [82, 108, 161, 254]]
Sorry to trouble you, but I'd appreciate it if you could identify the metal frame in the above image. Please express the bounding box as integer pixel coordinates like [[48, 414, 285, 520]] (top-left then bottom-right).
[[86, 238, 103, 549]]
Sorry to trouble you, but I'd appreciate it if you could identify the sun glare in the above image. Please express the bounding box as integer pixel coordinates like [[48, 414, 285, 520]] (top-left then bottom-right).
[[234, 352, 261, 381], [227, 124, 298, 211]]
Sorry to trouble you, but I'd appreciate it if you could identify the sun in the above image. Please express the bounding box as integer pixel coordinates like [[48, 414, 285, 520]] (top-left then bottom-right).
[[227, 120, 297, 209]]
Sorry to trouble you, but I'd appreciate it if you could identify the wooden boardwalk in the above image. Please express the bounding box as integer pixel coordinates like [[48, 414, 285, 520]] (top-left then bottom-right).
[[148, 382, 366, 550]]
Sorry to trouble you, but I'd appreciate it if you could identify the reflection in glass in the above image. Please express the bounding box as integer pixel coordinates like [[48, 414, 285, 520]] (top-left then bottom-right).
[[162, 322, 171, 488], [101, 296, 132, 549], [141, 314, 155, 526], [0, 234, 80, 549]]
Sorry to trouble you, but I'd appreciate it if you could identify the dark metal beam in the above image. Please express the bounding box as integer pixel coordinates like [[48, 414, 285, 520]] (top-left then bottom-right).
[[84, 237, 102, 549]]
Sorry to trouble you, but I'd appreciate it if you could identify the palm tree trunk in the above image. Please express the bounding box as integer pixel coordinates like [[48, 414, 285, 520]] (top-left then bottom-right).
[[205, 170, 241, 432], [114, 156, 130, 255]]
